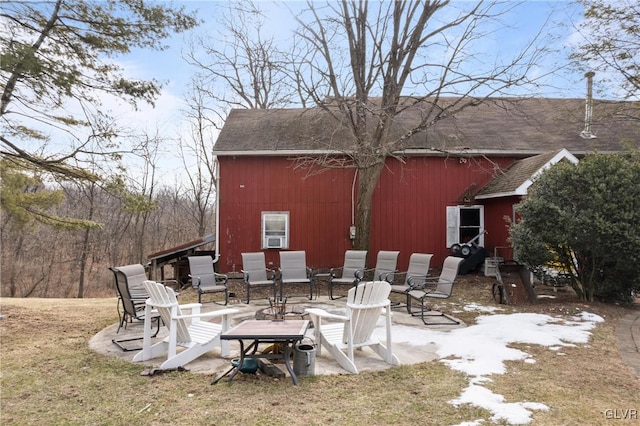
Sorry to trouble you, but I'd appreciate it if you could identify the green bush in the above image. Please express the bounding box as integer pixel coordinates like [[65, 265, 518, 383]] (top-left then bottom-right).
[[510, 152, 640, 303]]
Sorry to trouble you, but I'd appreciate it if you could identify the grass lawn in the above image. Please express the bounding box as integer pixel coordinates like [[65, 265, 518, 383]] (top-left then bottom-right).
[[1, 274, 638, 425]]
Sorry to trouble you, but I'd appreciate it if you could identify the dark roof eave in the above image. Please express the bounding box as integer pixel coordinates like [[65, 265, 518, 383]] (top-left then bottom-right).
[[213, 149, 345, 156], [147, 233, 215, 261], [475, 191, 523, 200], [213, 148, 610, 158]]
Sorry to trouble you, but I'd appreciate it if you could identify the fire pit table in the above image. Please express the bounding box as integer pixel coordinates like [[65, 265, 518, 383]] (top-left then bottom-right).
[[212, 319, 310, 385]]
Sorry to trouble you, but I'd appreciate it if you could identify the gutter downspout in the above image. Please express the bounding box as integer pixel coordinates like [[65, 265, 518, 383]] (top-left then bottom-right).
[[213, 158, 221, 266], [350, 169, 358, 247]]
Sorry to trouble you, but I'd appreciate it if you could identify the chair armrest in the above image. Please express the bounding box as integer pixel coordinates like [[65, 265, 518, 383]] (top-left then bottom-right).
[[329, 267, 343, 278], [355, 268, 375, 280], [178, 303, 202, 312], [377, 270, 398, 282], [175, 308, 239, 321], [406, 274, 429, 283], [346, 299, 390, 310], [188, 274, 200, 288], [214, 273, 228, 284], [407, 275, 437, 291], [157, 279, 180, 290], [305, 308, 349, 322], [383, 271, 404, 283], [241, 270, 275, 282]]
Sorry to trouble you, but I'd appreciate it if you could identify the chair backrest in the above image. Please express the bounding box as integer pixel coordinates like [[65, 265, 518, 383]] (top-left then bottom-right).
[[342, 250, 367, 279], [143, 280, 190, 343], [345, 281, 391, 344], [374, 250, 400, 281], [404, 253, 433, 285], [279, 251, 308, 280], [111, 264, 148, 315], [188, 255, 216, 287], [242, 252, 269, 282], [435, 256, 464, 296]]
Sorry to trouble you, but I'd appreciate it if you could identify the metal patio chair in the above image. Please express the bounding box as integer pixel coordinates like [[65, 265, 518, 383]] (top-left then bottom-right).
[[279, 250, 314, 300], [109, 264, 162, 351], [406, 256, 464, 325], [188, 255, 229, 305], [328, 250, 367, 300], [241, 252, 278, 303], [386, 253, 433, 310], [355, 250, 400, 283]]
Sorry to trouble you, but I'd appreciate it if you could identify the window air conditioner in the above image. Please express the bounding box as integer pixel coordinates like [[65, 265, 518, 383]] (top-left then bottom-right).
[[266, 237, 284, 249]]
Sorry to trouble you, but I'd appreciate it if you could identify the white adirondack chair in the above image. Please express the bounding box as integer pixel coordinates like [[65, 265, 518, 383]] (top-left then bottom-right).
[[132, 280, 239, 370], [306, 281, 400, 374]]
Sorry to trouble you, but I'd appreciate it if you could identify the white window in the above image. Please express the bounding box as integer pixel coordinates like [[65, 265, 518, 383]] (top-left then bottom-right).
[[446, 205, 484, 248], [262, 212, 289, 249]]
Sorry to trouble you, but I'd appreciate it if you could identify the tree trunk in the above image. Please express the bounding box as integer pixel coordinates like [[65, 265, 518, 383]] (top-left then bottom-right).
[[76, 183, 96, 298], [7, 233, 25, 297], [77, 226, 90, 298], [353, 162, 385, 260]]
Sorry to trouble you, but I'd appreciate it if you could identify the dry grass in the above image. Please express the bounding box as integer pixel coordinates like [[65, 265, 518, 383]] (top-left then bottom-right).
[[1, 275, 639, 425]]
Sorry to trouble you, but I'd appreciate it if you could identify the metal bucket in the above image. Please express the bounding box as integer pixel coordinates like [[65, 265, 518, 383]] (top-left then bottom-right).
[[293, 342, 316, 377]]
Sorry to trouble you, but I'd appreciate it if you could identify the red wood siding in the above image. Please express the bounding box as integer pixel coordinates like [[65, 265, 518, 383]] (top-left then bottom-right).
[[217, 155, 516, 273], [482, 196, 521, 260]]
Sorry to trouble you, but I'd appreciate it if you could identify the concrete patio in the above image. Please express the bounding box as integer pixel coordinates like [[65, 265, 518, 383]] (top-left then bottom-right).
[[89, 294, 465, 380]]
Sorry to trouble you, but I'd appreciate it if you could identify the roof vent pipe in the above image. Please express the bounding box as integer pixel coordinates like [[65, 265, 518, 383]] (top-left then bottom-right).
[[580, 71, 597, 139]]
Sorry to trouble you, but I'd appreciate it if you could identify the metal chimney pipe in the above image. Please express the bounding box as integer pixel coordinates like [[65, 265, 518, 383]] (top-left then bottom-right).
[[580, 71, 596, 139]]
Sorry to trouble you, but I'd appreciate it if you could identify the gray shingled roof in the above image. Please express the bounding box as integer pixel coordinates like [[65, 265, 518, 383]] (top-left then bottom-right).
[[213, 97, 639, 156], [475, 149, 578, 199]]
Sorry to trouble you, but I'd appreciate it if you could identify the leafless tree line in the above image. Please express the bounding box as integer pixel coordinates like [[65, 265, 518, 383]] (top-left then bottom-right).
[[0, 182, 214, 298]]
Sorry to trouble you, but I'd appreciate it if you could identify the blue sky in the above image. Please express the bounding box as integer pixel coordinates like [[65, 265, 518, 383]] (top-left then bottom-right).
[[124, 3, 590, 107], [124, 1, 593, 118], [107, 1, 597, 184]]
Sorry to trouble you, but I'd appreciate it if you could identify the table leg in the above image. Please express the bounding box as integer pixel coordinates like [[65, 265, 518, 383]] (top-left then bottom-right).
[[211, 365, 235, 385], [212, 339, 247, 384], [283, 341, 299, 385], [226, 339, 245, 382]]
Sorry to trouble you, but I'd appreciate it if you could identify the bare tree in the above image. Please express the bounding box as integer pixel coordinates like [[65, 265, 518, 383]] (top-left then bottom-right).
[[185, 0, 302, 110], [289, 0, 549, 251], [571, 0, 640, 100], [1, 157, 206, 298], [179, 80, 219, 237], [180, 1, 554, 256], [182, 1, 308, 238], [68, 181, 99, 298]]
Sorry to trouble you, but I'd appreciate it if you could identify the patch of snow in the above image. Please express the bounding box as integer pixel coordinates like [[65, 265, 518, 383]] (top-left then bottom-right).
[[463, 303, 504, 313], [453, 420, 485, 426], [449, 382, 549, 425], [376, 310, 602, 424]]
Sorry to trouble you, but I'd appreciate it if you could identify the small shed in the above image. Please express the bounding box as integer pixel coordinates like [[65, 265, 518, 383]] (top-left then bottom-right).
[[147, 234, 216, 286]]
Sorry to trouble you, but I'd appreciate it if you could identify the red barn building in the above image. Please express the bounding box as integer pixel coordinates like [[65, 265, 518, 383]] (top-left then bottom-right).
[[211, 97, 639, 273]]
